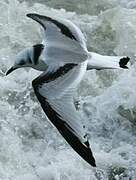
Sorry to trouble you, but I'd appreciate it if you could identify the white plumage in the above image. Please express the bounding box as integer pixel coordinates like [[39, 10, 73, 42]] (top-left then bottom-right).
[[6, 13, 130, 167]]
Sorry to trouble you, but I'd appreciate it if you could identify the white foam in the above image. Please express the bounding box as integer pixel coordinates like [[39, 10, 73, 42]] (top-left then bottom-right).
[[0, 0, 136, 179]]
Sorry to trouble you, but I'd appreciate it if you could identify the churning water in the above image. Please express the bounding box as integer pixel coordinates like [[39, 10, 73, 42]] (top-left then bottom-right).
[[0, 0, 136, 179]]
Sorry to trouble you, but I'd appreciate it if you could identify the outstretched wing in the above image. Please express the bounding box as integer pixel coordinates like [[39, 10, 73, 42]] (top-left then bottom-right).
[[32, 62, 96, 167], [27, 13, 88, 65]]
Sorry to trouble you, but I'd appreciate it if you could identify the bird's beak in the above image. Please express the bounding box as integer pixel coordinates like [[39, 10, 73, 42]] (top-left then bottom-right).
[[6, 66, 18, 76]]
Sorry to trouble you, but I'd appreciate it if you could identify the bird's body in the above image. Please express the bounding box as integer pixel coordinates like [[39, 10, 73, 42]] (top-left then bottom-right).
[[6, 13, 130, 167]]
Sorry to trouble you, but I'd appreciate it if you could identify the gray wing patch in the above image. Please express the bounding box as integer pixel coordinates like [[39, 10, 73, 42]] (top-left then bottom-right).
[[32, 64, 96, 167], [27, 13, 77, 41], [33, 87, 96, 167]]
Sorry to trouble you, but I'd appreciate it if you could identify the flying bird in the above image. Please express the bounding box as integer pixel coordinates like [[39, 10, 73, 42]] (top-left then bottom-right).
[[6, 13, 130, 167]]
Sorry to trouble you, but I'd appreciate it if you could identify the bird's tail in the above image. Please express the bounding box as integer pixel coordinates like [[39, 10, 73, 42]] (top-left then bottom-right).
[[87, 52, 130, 70]]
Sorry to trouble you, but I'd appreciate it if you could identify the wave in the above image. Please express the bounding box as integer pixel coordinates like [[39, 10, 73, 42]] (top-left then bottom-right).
[[0, 0, 136, 179]]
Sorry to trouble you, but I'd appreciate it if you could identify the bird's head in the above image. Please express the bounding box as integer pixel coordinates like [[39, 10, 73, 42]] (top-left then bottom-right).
[[6, 47, 33, 76], [6, 44, 44, 76]]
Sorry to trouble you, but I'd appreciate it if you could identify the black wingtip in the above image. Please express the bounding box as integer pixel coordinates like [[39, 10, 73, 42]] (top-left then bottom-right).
[[34, 89, 97, 167], [91, 161, 96, 167], [119, 56, 130, 69], [26, 13, 34, 18], [26, 13, 38, 19], [26, 13, 31, 17]]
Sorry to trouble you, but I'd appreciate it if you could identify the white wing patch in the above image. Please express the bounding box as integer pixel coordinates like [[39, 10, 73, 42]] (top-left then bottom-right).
[[27, 14, 88, 65], [32, 61, 96, 166], [28, 13, 96, 166], [38, 62, 87, 142]]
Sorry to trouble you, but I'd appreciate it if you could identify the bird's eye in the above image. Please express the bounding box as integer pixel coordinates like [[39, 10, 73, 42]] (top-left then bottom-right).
[[19, 60, 25, 65]]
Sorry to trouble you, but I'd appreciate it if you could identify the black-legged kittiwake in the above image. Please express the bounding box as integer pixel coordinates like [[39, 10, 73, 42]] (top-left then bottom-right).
[[6, 13, 130, 167]]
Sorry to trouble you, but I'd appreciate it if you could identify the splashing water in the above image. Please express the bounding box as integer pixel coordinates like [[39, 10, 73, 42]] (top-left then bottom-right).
[[1, 0, 136, 179]]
